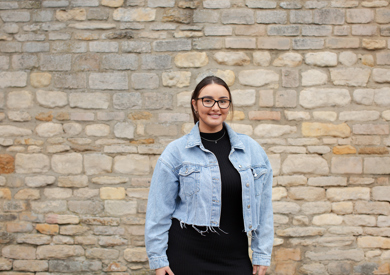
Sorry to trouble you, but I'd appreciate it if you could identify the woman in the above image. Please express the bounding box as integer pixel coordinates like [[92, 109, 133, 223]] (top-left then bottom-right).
[[145, 76, 274, 275]]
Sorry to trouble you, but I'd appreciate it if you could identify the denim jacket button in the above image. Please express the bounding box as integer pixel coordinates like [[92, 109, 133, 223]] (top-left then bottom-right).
[[238, 165, 242, 168], [246, 183, 249, 187], [249, 225, 252, 229], [247, 205, 250, 209]]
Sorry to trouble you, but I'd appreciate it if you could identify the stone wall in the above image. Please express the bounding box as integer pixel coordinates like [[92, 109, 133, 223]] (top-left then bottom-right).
[[0, 0, 390, 274]]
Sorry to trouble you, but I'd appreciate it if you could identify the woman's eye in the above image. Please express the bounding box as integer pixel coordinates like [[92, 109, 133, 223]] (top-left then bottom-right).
[[220, 100, 227, 104], [204, 99, 213, 103]]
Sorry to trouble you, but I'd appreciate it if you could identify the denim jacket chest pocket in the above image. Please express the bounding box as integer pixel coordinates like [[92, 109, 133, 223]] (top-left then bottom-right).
[[251, 166, 268, 196], [178, 165, 201, 197]]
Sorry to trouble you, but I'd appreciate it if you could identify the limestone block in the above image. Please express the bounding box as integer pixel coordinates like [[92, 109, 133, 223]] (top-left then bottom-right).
[[372, 68, 390, 83], [364, 157, 390, 174], [0, 188, 11, 200], [0, 72, 27, 88], [114, 122, 135, 139], [254, 124, 296, 138], [363, 39, 386, 50], [306, 249, 364, 262], [59, 225, 89, 236], [328, 226, 363, 235], [358, 236, 390, 249], [330, 68, 371, 87], [113, 8, 156, 22], [228, 123, 253, 136], [304, 52, 338, 67], [35, 122, 63, 137], [274, 215, 289, 225], [273, 202, 300, 214], [105, 200, 137, 215], [353, 89, 374, 105], [36, 90, 67, 108], [58, 175, 88, 187], [7, 91, 33, 109], [289, 187, 325, 201], [273, 53, 303, 67], [373, 186, 390, 201], [89, 72, 128, 90], [301, 201, 331, 215], [113, 92, 141, 110], [114, 154, 150, 175], [102, 0, 124, 7], [14, 189, 40, 200], [355, 201, 389, 215], [84, 154, 112, 175], [353, 124, 389, 135], [256, 10, 287, 24], [339, 51, 358, 66], [51, 153, 83, 174], [327, 187, 370, 201], [56, 8, 86, 21], [0, 257, 12, 270], [277, 227, 325, 237], [339, 110, 380, 121], [63, 123, 82, 136], [162, 71, 191, 87], [374, 88, 390, 106], [124, 247, 148, 262], [332, 202, 354, 214], [331, 157, 362, 174], [15, 154, 50, 174], [35, 224, 59, 235], [213, 52, 250, 66], [85, 124, 110, 137], [174, 52, 208, 68], [275, 90, 297, 107], [382, 110, 390, 120], [16, 234, 51, 245], [308, 176, 347, 187], [238, 69, 279, 87], [36, 245, 84, 259], [253, 51, 271, 66], [68, 201, 103, 215], [272, 187, 287, 201], [231, 89, 255, 106], [277, 175, 307, 187], [284, 111, 310, 121], [300, 88, 351, 108], [30, 73, 51, 88], [25, 176, 55, 188], [31, 201, 67, 214], [301, 69, 327, 86], [69, 92, 110, 109], [196, 69, 235, 86], [378, 216, 390, 227], [312, 213, 343, 225], [2, 245, 36, 260], [0, 126, 32, 137], [73, 188, 99, 199], [302, 122, 351, 138], [100, 187, 126, 200], [300, 264, 327, 275], [45, 214, 79, 225], [282, 155, 329, 175]]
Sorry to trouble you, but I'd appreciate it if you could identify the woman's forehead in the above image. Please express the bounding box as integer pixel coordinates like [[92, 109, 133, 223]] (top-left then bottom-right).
[[198, 83, 229, 98]]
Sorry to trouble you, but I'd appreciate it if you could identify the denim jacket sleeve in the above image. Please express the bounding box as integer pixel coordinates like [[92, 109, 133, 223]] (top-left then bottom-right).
[[145, 157, 179, 270], [251, 159, 274, 266]]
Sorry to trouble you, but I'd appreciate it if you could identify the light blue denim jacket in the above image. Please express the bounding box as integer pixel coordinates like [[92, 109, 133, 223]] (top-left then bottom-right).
[[145, 122, 274, 270]]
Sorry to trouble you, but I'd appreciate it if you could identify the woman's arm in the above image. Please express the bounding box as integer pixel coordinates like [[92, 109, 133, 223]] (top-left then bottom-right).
[[251, 160, 274, 267], [145, 158, 179, 270]]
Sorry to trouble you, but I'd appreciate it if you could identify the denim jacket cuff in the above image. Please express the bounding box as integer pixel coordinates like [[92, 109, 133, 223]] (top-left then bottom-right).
[[251, 252, 271, 267], [149, 256, 169, 270]]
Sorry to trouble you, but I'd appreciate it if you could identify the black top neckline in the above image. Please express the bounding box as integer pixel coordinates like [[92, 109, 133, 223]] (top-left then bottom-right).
[[199, 126, 225, 141]]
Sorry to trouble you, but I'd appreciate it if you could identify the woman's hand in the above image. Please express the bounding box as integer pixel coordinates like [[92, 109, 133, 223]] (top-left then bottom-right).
[[156, 266, 174, 275], [253, 265, 268, 275]]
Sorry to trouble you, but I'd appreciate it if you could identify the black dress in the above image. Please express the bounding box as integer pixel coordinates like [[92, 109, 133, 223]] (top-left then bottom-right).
[[166, 127, 252, 275]]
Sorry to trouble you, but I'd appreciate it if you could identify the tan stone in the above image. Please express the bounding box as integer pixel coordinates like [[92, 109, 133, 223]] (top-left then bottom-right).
[[0, 154, 14, 174], [60, 225, 89, 235], [56, 8, 86, 21], [213, 52, 250, 66], [327, 187, 370, 201], [359, 147, 389, 154], [162, 71, 191, 88], [124, 247, 148, 262], [312, 213, 343, 225], [302, 122, 351, 138], [36, 245, 84, 259], [0, 188, 11, 200], [358, 236, 390, 249], [333, 145, 357, 155], [275, 248, 301, 261], [332, 202, 354, 214], [276, 227, 325, 237], [35, 111, 53, 122], [273, 52, 303, 67], [14, 189, 40, 200], [288, 187, 325, 201], [2, 245, 36, 260], [249, 111, 280, 121], [128, 111, 153, 120], [275, 262, 298, 275], [175, 52, 208, 68], [102, 0, 124, 7], [45, 214, 79, 224], [100, 187, 126, 200], [36, 224, 59, 235], [363, 39, 386, 50], [227, 111, 245, 120], [30, 73, 51, 88]]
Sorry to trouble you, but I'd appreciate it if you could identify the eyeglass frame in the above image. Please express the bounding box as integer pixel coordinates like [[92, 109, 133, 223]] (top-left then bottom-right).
[[197, 97, 231, 109]]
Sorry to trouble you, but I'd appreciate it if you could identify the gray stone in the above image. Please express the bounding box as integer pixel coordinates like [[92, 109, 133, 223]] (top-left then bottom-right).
[[374, 88, 390, 106], [25, 176, 56, 188], [330, 68, 371, 87], [52, 153, 83, 174], [0, 72, 27, 88], [36, 90, 68, 108], [1, 11, 31, 22], [89, 72, 128, 90], [144, 92, 173, 110], [275, 90, 297, 107], [364, 157, 390, 174], [293, 38, 324, 50], [246, 0, 277, 8], [302, 25, 332, 36], [89, 41, 118, 52], [7, 91, 33, 109], [305, 52, 338, 67], [148, 0, 175, 7], [193, 38, 224, 50], [313, 9, 345, 24], [300, 88, 351, 109], [12, 55, 38, 70], [114, 122, 135, 139], [221, 9, 254, 24], [238, 69, 279, 86], [256, 11, 287, 24], [113, 92, 142, 110], [122, 41, 151, 53], [40, 54, 71, 71], [102, 54, 138, 70], [68, 201, 103, 214], [15, 154, 50, 174], [153, 39, 191, 52], [36, 122, 63, 137], [31, 201, 67, 214], [131, 73, 159, 89], [105, 200, 137, 216], [193, 10, 219, 23], [23, 42, 50, 53], [268, 25, 300, 36], [290, 10, 313, 23], [372, 68, 390, 83], [69, 92, 110, 109], [114, 154, 150, 175], [113, 8, 156, 22], [54, 73, 87, 89], [141, 54, 171, 70], [282, 155, 329, 175]]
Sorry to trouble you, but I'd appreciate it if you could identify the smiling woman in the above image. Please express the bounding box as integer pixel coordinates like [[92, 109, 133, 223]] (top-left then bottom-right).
[[145, 76, 274, 275]]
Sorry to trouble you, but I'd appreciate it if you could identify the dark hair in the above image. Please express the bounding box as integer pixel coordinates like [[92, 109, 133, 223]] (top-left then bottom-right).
[[191, 76, 233, 124]]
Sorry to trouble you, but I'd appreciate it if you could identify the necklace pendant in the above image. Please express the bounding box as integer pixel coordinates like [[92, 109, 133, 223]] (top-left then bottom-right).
[[215, 141, 217, 144]]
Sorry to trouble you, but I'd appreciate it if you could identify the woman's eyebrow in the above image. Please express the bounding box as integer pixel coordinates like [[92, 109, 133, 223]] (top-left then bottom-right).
[[201, 95, 229, 99]]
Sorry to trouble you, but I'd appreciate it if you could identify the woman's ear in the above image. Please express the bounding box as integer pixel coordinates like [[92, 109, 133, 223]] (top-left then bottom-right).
[[191, 99, 197, 113]]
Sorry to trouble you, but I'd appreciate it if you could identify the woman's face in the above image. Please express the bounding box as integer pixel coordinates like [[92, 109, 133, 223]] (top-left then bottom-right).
[[192, 83, 230, 133]]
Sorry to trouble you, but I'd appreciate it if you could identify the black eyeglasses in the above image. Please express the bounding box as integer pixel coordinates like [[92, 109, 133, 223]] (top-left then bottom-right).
[[197, 97, 231, 109]]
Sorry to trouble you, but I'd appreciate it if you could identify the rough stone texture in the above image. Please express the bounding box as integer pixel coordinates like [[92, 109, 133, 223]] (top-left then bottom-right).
[[0, 2, 388, 274]]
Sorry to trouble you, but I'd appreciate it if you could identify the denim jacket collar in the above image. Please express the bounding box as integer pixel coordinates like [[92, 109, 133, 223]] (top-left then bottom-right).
[[185, 122, 245, 151]]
